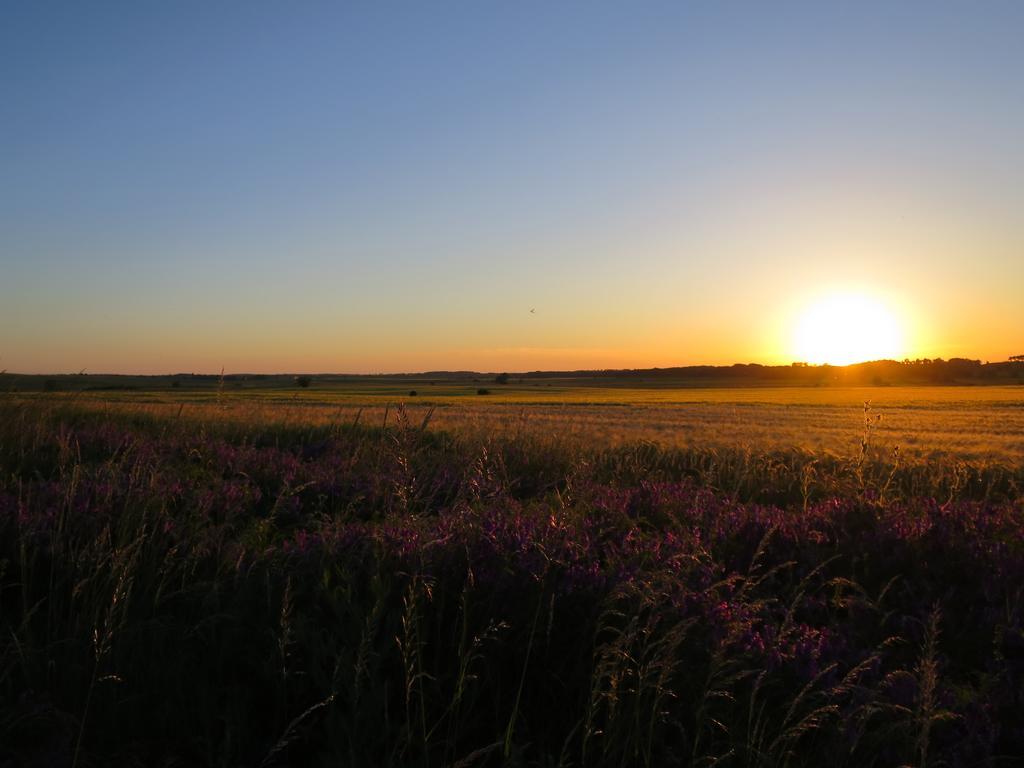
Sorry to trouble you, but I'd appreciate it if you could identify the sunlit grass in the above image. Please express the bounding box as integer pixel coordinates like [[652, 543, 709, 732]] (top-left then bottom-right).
[[22, 384, 1024, 463]]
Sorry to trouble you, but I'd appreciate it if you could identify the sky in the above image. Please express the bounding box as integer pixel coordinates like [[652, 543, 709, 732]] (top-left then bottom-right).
[[2, 1, 1022, 374]]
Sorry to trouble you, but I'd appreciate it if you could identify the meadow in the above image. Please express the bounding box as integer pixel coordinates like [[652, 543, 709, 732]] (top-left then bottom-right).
[[11, 377, 1024, 461], [1, 381, 1023, 766]]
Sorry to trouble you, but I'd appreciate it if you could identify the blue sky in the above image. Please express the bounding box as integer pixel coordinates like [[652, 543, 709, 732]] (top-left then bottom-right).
[[2, 1, 1022, 373]]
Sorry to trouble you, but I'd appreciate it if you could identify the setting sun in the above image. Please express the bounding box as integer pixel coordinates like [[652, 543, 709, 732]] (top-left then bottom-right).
[[792, 292, 906, 366]]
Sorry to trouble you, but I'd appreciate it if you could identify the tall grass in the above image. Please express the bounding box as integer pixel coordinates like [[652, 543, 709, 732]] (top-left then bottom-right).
[[0, 399, 1021, 766]]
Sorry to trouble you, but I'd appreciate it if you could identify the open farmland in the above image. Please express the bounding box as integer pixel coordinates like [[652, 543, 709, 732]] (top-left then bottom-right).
[[1, 384, 1023, 766], [18, 381, 1024, 462]]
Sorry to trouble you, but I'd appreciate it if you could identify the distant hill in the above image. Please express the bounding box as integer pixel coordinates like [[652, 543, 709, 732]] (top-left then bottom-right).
[[2, 357, 1022, 392], [515, 357, 1024, 386]]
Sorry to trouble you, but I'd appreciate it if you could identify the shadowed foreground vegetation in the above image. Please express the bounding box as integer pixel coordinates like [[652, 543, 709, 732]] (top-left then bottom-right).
[[1, 400, 1022, 766]]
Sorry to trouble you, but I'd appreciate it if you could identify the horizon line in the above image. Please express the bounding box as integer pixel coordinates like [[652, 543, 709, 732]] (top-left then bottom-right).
[[3, 356, 1019, 378]]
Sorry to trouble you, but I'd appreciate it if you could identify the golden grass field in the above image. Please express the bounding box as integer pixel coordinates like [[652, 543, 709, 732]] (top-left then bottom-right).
[[24, 383, 1024, 464]]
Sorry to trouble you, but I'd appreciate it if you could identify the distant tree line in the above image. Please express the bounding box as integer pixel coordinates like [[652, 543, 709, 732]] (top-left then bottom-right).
[[511, 357, 1024, 386], [3, 356, 1022, 392]]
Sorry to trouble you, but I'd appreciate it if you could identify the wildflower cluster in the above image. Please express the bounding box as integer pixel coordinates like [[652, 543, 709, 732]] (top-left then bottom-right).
[[0, 401, 1021, 766]]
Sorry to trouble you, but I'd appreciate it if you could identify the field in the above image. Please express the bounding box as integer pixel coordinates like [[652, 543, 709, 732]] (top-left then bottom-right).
[[12, 378, 1024, 461], [2, 382, 1023, 766]]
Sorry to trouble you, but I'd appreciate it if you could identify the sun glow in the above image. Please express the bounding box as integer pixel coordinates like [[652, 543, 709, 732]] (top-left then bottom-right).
[[792, 292, 906, 366]]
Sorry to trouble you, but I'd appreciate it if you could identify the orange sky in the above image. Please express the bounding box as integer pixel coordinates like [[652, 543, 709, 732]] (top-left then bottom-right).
[[3, 4, 1022, 374]]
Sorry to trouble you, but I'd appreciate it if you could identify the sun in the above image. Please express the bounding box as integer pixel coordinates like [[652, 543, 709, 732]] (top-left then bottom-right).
[[791, 292, 906, 366]]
